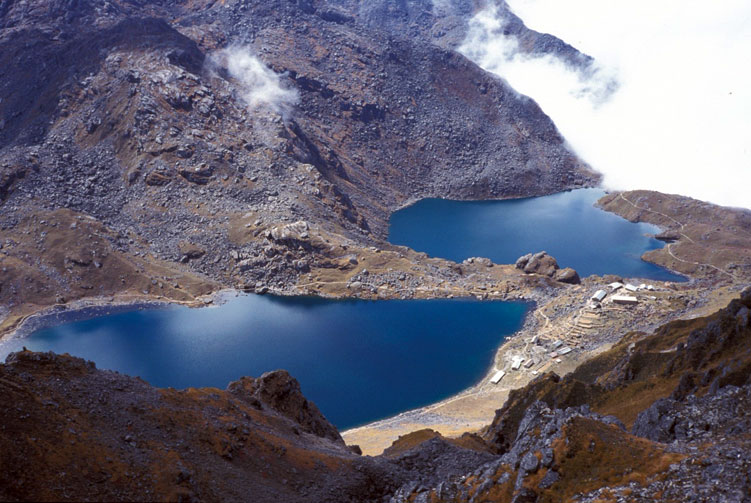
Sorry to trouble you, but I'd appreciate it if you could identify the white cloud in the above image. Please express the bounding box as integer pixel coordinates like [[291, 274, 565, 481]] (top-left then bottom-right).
[[460, 1, 751, 209], [215, 46, 298, 117]]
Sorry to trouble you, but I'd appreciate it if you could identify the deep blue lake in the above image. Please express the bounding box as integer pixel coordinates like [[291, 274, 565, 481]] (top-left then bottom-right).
[[0, 295, 528, 429], [0, 189, 685, 431], [390, 188, 684, 281]]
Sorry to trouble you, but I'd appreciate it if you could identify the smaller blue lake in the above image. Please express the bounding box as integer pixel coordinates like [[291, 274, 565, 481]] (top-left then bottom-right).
[[389, 188, 684, 281], [0, 295, 527, 430]]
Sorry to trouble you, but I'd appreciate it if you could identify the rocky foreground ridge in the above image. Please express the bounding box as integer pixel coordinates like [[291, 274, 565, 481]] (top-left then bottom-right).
[[1, 290, 749, 502]]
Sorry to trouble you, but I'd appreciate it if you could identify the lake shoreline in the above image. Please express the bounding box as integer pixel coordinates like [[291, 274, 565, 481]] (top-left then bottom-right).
[[0, 289, 245, 345], [3, 270, 734, 456], [389, 188, 685, 281], [4, 188, 731, 455], [0, 291, 533, 430]]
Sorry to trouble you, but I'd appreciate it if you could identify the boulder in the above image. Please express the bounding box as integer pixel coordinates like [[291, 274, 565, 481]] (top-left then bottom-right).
[[554, 267, 580, 284], [521, 251, 559, 277], [515, 253, 533, 270], [178, 242, 205, 261], [520, 452, 539, 473], [268, 221, 310, 242], [179, 164, 213, 184], [144, 171, 172, 186], [64, 249, 93, 267], [655, 230, 681, 242], [538, 469, 559, 489], [0, 165, 28, 201], [466, 256, 493, 267]]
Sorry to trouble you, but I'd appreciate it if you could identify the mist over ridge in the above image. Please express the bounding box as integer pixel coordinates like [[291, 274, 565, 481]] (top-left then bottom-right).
[[460, 0, 751, 210], [211, 46, 299, 118]]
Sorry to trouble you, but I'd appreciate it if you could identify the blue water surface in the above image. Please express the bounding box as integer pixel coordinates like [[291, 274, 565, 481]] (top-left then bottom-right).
[[389, 188, 684, 281], [0, 189, 685, 431], [0, 295, 528, 429]]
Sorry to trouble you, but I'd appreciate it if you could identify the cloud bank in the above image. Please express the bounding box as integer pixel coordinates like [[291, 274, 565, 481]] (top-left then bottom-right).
[[460, 0, 751, 209], [214, 47, 298, 117]]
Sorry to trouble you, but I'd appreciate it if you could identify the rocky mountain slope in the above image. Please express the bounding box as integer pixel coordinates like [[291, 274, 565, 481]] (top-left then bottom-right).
[[2, 289, 749, 501], [0, 0, 599, 334]]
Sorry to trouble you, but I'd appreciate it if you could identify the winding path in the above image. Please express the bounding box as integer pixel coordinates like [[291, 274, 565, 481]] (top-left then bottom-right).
[[616, 193, 737, 280]]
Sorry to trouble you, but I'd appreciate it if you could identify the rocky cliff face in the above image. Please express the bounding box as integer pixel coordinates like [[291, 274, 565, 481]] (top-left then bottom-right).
[[2, 290, 750, 501]]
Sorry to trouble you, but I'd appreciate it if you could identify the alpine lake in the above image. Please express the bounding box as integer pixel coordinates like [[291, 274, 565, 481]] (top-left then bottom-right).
[[0, 189, 684, 429]]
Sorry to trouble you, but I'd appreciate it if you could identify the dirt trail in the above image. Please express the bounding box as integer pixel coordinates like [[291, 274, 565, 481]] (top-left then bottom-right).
[[616, 193, 738, 280]]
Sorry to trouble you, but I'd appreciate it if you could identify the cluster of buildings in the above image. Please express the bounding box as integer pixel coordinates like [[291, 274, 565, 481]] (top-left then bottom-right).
[[590, 281, 655, 307], [490, 339, 573, 385], [490, 280, 661, 386]]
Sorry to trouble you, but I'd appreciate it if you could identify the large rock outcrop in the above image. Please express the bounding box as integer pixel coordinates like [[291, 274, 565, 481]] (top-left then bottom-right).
[[515, 251, 581, 283], [228, 370, 343, 444]]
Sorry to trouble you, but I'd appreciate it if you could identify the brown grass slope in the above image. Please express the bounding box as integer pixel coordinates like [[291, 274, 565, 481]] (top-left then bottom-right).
[[0, 352, 361, 502], [483, 289, 751, 454], [598, 190, 751, 280]]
